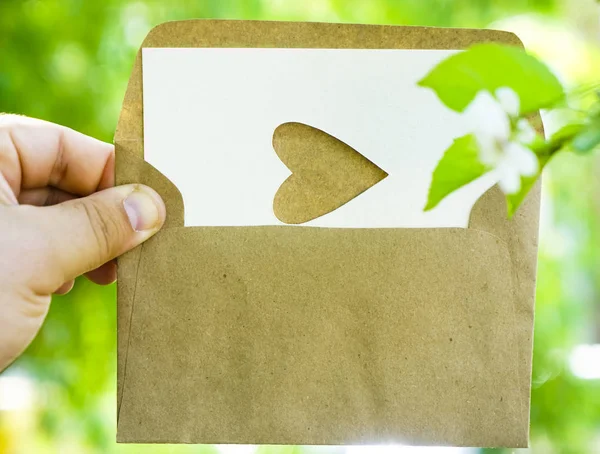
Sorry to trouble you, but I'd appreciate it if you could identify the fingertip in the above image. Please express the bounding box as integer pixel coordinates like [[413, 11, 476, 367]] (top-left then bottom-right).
[[85, 261, 117, 286], [138, 184, 166, 228], [54, 280, 75, 295], [122, 184, 166, 233]]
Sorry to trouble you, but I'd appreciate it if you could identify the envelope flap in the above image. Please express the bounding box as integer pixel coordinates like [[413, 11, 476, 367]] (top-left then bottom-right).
[[469, 182, 541, 237], [115, 142, 183, 228]]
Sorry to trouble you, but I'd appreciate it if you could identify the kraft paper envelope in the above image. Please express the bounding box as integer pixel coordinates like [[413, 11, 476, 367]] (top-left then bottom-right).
[[115, 20, 541, 447]]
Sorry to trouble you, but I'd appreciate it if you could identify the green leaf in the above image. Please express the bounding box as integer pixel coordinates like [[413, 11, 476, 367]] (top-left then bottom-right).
[[549, 123, 586, 146], [529, 123, 585, 157], [418, 43, 564, 113], [424, 134, 489, 211], [506, 174, 538, 217], [571, 120, 600, 154], [506, 154, 550, 217]]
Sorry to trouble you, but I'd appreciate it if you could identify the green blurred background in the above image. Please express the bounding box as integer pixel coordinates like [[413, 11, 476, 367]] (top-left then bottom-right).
[[1, 0, 599, 453]]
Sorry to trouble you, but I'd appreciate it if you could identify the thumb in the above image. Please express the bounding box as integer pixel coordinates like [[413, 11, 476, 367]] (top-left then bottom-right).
[[33, 184, 165, 287]]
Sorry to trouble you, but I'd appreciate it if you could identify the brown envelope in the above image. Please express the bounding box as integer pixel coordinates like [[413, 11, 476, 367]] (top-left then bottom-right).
[[115, 20, 541, 448]]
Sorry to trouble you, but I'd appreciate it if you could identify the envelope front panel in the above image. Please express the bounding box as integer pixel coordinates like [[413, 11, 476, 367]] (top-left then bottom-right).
[[117, 226, 523, 446]]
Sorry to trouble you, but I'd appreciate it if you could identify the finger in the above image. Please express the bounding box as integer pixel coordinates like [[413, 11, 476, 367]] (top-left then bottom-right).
[[85, 261, 117, 286], [0, 115, 114, 198], [54, 280, 75, 295], [18, 187, 76, 206], [28, 184, 165, 290]]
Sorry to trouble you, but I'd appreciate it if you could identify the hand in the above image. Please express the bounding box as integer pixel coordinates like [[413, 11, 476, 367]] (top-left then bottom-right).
[[0, 115, 166, 371]]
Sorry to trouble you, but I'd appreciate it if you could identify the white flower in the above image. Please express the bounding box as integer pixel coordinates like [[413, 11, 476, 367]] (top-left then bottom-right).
[[494, 142, 539, 194], [463, 87, 539, 194]]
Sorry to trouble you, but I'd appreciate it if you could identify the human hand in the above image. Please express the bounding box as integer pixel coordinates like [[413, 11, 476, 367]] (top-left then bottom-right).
[[0, 115, 166, 371]]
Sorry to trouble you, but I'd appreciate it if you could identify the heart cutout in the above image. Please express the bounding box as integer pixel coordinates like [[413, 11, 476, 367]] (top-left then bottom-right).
[[273, 122, 388, 224]]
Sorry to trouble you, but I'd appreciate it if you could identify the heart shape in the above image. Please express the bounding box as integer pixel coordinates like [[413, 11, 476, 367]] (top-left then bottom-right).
[[273, 122, 388, 224]]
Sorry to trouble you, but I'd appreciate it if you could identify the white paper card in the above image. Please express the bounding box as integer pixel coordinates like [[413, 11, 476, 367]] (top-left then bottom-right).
[[142, 48, 497, 228]]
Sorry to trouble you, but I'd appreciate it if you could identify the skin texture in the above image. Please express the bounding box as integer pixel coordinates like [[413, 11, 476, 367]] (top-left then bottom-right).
[[0, 115, 166, 371]]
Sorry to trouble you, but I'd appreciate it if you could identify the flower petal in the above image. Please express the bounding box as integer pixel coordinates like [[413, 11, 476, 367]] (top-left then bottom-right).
[[475, 134, 502, 167], [497, 165, 522, 194], [515, 118, 538, 145], [505, 142, 539, 177], [464, 90, 511, 141], [495, 87, 521, 117]]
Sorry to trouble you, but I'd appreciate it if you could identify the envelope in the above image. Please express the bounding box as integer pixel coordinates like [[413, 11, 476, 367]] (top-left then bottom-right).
[[115, 20, 541, 447]]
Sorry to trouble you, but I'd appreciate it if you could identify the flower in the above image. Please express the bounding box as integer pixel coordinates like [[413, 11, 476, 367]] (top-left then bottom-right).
[[463, 87, 539, 194]]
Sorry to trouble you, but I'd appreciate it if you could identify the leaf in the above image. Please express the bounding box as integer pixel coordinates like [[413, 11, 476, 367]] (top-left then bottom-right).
[[424, 134, 489, 211], [571, 120, 600, 154], [505, 154, 550, 217], [418, 43, 564, 113], [549, 123, 586, 146], [529, 123, 585, 156], [506, 174, 538, 217]]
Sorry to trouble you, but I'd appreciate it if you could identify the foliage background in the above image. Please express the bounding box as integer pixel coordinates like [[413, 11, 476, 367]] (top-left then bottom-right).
[[0, 0, 599, 453]]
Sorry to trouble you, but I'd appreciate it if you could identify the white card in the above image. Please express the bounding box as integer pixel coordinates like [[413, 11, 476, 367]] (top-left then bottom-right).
[[142, 48, 496, 228]]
